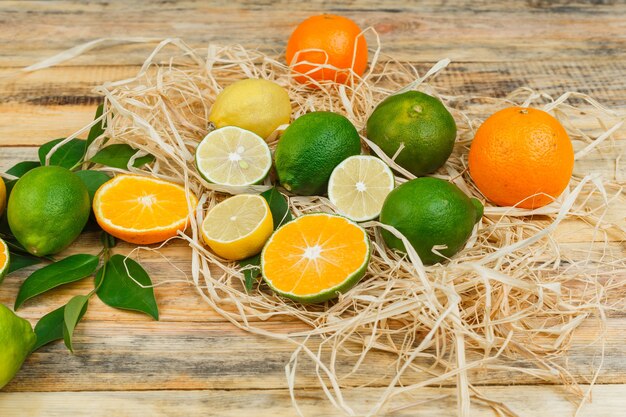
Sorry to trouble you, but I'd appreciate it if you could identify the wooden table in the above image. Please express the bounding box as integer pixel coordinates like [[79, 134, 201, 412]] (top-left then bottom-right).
[[0, 1, 624, 416]]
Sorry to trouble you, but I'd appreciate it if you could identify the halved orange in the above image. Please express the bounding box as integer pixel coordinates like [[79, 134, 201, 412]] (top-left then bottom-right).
[[93, 175, 198, 245], [0, 238, 9, 285], [261, 213, 370, 303]]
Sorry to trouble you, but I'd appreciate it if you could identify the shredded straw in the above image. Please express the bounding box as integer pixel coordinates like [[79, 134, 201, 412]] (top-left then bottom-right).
[[31, 32, 626, 416]]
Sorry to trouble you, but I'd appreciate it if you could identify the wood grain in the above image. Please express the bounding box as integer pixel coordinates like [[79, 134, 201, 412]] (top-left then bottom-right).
[[0, 1, 625, 66], [1, 385, 625, 417], [1, 1, 625, 416]]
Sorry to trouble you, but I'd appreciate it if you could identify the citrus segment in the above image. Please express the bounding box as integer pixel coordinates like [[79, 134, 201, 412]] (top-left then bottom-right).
[[0, 238, 9, 285], [196, 126, 272, 187], [93, 175, 198, 245], [202, 194, 273, 261], [468, 107, 574, 209], [328, 155, 394, 222], [261, 213, 370, 303]]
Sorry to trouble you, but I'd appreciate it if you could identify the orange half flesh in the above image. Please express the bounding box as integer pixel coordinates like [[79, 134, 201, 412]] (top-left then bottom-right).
[[261, 213, 370, 303], [93, 175, 198, 245]]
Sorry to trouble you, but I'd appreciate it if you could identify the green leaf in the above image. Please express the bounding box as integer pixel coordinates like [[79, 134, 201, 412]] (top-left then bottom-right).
[[33, 303, 87, 352], [95, 254, 158, 320], [86, 104, 105, 149], [261, 187, 293, 229], [14, 254, 99, 309], [8, 252, 41, 274], [6, 161, 40, 177], [100, 231, 117, 249], [63, 295, 90, 352], [38, 138, 86, 169], [75, 170, 110, 204], [90, 144, 155, 169], [237, 188, 292, 291], [240, 253, 261, 291]]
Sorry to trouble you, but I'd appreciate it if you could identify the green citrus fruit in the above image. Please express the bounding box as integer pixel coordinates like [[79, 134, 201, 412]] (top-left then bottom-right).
[[275, 111, 361, 195], [380, 177, 483, 265], [8, 166, 90, 256], [366, 91, 457, 176], [0, 303, 36, 389], [209, 78, 292, 140]]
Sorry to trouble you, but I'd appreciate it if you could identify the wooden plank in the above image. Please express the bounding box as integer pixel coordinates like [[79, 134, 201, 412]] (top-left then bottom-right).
[[0, 1, 625, 66], [0, 316, 623, 392], [1, 385, 625, 417], [0, 61, 625, 146]]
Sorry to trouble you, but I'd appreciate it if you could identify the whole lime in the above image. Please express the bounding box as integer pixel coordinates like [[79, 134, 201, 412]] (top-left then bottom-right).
[[275, 111, 361, 195], [366, 91, 457, 176], [0, 303, 36, 389], [209, 78, 292, 140], [8, 166, 90, 256], [380, 177, 483, 265]]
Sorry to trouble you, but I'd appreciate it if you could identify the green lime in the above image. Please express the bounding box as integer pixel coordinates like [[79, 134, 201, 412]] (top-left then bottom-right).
[[380, 177, 483, 265], [0, 303, 36, 389], [275, 111, 361, 195], [8, 166, 90, 256], [366, 91, 457, 176]]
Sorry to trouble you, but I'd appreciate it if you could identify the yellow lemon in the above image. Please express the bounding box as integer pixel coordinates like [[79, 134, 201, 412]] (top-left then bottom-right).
[[209, 79, 291, 140], [201, 194, 273, 261]]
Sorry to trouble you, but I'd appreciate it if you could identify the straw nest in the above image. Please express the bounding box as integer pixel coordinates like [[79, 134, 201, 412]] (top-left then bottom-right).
[[40, 33, 625, 416]]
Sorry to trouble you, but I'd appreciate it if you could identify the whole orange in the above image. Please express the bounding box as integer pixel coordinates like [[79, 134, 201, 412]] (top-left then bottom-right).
[[286, 14, 368, 85], [468, 107, 574, 209]]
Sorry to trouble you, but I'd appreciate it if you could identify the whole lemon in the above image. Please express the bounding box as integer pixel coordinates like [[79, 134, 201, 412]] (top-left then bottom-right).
[[380, 177, 483, 265], [209, 78, 291, 140], [8, 166, 90, 256], [0, 303, 36, 389]]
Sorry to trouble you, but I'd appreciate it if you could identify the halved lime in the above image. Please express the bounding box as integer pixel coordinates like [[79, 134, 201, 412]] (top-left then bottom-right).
[[195, 126, 272, 187], [0, 238, 10, 285], [328, 155, 395, 222]]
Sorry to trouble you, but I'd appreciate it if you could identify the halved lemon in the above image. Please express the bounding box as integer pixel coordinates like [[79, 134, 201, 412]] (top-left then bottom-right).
[[328, 155, 395, 222], [0, 238, 10, 285], [195, 126, 272, 187], [261, 213, 370, 303], [201, 194, 273, 261], [93, 175, 198, 245]]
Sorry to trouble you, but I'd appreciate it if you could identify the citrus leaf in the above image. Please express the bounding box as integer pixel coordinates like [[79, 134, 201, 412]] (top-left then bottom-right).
[[6, 161, 40, 177], [7, 252, 41, 274], [95, 254, 158, 320], [38, 138, 87, 169], [75, 170, 110, 204], [63, 295, 90, 352], [33, 303, 87, 352], [261, 187, 293, 229], [14, 254, 99, 309], [240, 254, 261, 291], [100, 231, 117, 249], [86, 103, 105, 149], [90, 144, 155, 169]]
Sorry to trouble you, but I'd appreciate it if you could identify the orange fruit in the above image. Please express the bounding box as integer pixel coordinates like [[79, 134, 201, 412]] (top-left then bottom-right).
[[468, 107, 574, 209], [261, 213, 370, 303], [93, 175, 198, 244], [286, 14, 368, 85]]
